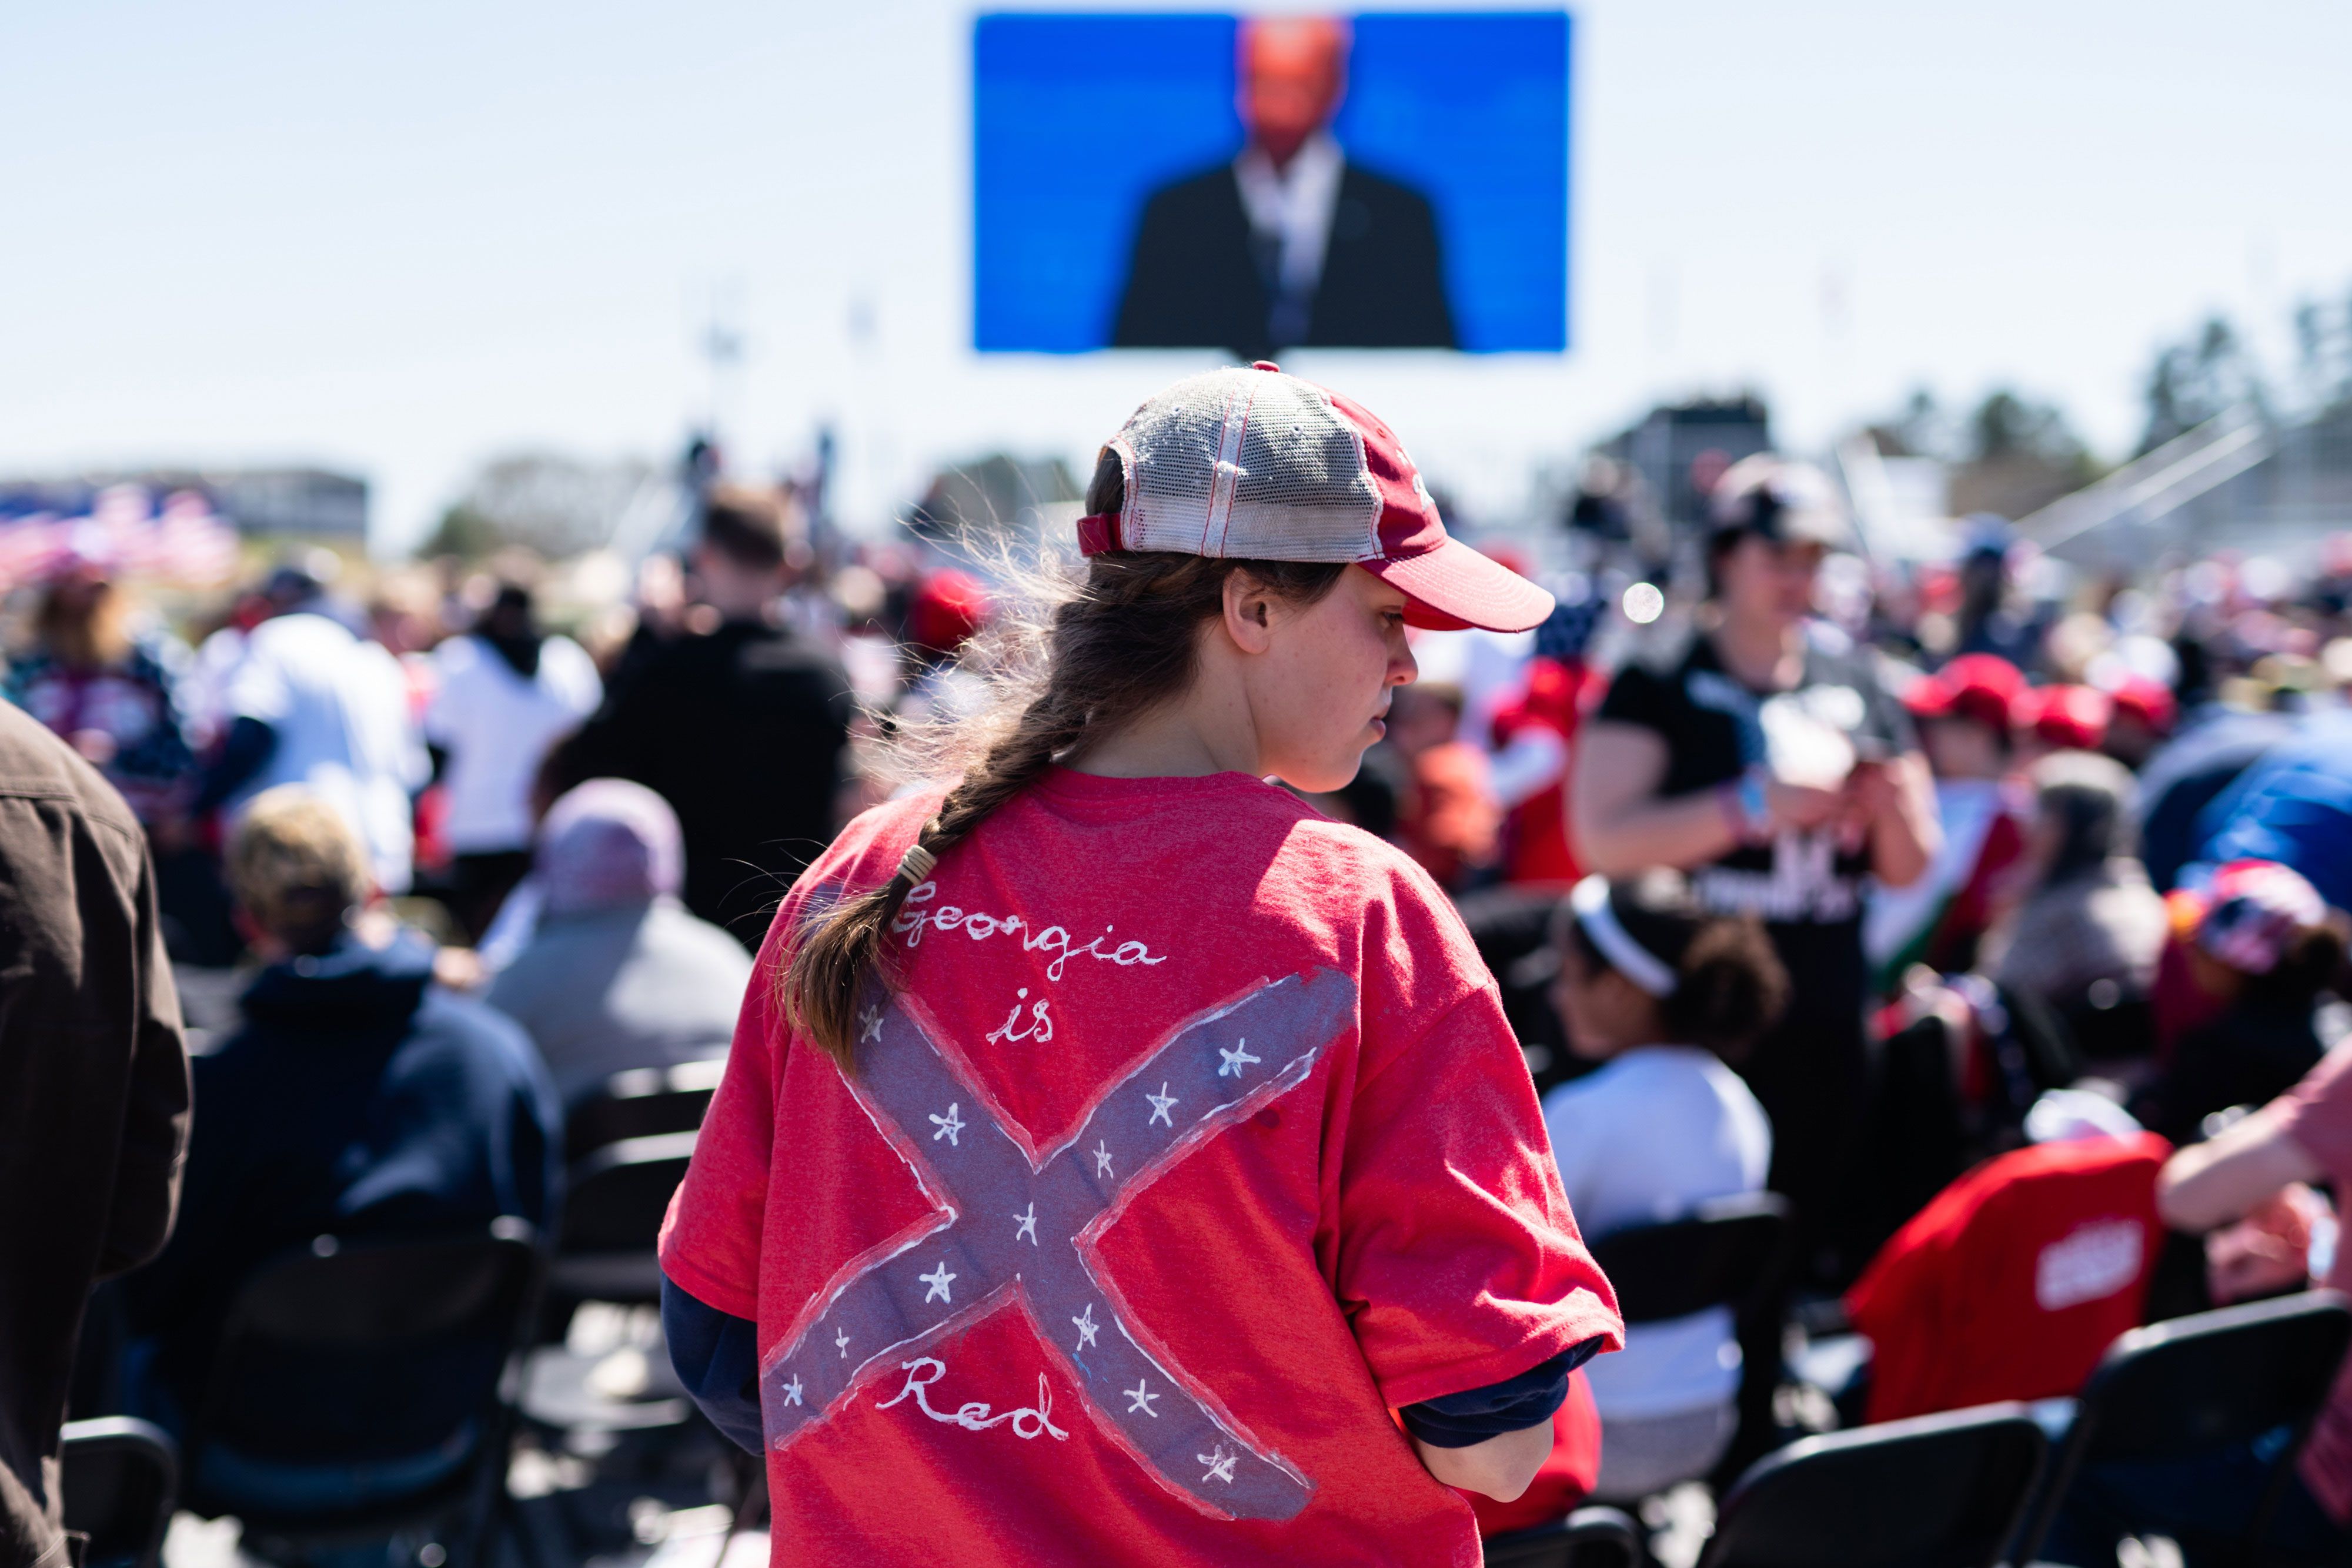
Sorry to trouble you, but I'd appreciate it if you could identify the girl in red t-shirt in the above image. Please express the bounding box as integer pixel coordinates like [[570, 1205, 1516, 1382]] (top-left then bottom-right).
[[658, 365, 1621, 1567]]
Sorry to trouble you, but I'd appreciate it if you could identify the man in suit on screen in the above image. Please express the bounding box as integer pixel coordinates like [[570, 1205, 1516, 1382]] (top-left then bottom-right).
[[1111, 16, 1455, 359]]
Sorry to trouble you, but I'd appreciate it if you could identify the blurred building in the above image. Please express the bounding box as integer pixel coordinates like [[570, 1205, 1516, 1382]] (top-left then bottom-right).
[[903, 454, 1082, 540], [1596, 397, 1772, 530], [0, 467, 367, 540]]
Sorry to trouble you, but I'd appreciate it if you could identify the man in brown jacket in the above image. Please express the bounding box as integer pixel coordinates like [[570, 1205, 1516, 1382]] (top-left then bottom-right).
[[0, 701, 190, 1568]]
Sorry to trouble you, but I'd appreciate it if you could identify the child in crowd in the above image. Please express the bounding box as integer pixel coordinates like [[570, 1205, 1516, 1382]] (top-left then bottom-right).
[[1541, 870, 1787, 1499], [657, 365, 1621, 1566], [1389, 681, 1501, 892]]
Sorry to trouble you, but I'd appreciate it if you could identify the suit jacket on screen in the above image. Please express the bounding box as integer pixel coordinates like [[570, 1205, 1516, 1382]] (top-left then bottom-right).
[[1111, 159, 1455, 360]]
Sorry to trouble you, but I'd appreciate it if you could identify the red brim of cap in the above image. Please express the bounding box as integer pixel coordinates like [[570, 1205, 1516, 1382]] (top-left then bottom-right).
[[1368, 540, 1556, 633], [1903, 679, 1955, 720]]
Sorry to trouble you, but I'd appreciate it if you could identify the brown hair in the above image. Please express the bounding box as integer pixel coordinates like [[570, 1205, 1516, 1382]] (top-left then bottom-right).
[[1556, 869, 1789, 1058], [701, 483, 791, 572], [37, 580, 132, 670], [781, 449, 1347, 1069]]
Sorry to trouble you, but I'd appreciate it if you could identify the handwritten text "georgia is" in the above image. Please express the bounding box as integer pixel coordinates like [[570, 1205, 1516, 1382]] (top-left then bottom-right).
[[892, 882, 1169, 982]]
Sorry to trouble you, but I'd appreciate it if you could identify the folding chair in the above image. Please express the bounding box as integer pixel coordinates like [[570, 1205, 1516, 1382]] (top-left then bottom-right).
[[1588, 1192, 1793, 1497], [562, 1057, 723, 1165], [2010, 1288, 2352, 1566], [1484, 1505, 1645, 1568], [1586, 1192, 1792, 1328], [1698, 1403, 2048, 1568], [59, 1417, 178, 1568], [182, 1219, 544, 1568], [547, 1131, 697, 1308]]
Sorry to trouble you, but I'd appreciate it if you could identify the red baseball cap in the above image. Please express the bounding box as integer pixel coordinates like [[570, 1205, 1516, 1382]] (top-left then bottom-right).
[[1075, 363, 1556, 633], [1905, 653, 2025, 734], [2106, 674, 2177, 737], [2017, 683, 2112, 751], [906, 568, 990, 655]]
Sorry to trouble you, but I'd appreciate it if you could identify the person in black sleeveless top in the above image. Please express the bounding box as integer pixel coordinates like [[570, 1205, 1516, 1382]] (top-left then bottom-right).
[[1572, 457, 1938, 1287]]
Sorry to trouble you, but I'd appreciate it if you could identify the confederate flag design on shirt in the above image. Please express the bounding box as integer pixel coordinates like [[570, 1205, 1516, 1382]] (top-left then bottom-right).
[[659, 768, 1619, 1566]]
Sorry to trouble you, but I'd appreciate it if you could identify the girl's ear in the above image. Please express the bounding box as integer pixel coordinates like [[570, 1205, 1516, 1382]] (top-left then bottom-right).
[[1221, 569, 1279, 654]]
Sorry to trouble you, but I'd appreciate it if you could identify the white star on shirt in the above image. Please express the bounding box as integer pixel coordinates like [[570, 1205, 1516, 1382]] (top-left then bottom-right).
[[929, 1102, 965, 1146], [782, 1375, 804, 1407], [1217, 1039, 1261, 1078], [1125, 1379, 1159, 1417], [860, 1006, 883, 1043], [1091, 1140, 1114, 1178], [1145, 1082, 1178, 1127], [1198, 1445, 1237, 1484], [834, 1328, 850, 1359], [1072, 1303, 1099, 1351], [920, 1262, 956, 1304], [1014, 1202, 1038, 1245]]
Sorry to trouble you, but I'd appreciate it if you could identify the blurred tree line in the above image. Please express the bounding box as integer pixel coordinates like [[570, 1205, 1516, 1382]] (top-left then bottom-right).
[[1867, 386, 2105, 520], [1866, 274, 2352, 521]]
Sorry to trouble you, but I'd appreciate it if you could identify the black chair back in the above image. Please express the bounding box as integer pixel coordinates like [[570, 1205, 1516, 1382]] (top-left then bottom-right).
[[547, 1132, 696, 1306], [1698, 1403, 2048, 1568], [563, 1058, 723, 1164], [1587, 1192, 1792, 1325], [557, 1132, 697, 1256], [59, 1417, 177, 1568], [188, 1219, 542, 1526], [1484, 1505, 1644, 1568], [2012, 1288, 2352, 1563]]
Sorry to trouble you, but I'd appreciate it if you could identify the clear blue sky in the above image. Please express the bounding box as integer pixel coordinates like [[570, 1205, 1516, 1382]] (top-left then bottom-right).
[[6, 1, 2350, 552]]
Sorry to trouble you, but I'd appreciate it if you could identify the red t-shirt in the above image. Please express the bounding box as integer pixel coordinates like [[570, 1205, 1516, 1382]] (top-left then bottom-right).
[[660, 768, 1621, 1567], [2271, 1039, 2352, 1523], [1488, 656, 1598, 888], [1846, 1134, 2171, 1425]]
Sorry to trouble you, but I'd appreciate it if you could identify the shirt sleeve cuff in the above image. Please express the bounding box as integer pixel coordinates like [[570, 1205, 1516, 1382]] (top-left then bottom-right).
[[1397, 1339, 1598, 1449]]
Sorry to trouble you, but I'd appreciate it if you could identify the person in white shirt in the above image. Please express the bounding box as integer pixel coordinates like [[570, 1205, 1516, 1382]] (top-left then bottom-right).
[[424, 584, 603, 937], [202, 570, 429, 897], [1541, 871, 1786, 1499]]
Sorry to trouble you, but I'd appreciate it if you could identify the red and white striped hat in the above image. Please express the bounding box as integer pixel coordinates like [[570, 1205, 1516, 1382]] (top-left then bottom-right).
[[1075, 363, 1556, 633]]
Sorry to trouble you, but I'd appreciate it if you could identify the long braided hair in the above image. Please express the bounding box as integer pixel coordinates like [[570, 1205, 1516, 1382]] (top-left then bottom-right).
[[781, 450, 1347, 1069]]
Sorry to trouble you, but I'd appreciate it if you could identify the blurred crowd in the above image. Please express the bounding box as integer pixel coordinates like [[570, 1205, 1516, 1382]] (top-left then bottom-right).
[[12, 450, 2352, 1563]]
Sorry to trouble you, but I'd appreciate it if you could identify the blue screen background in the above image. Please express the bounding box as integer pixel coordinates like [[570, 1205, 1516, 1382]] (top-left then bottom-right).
[[971, 11, 1570, 354]]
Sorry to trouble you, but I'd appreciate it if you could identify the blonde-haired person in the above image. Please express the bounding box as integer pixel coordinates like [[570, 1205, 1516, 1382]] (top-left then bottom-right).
[[119, 786, 559, 1504], [659, 366, 1621, 1566], [1541, 871, 1786, 1500]]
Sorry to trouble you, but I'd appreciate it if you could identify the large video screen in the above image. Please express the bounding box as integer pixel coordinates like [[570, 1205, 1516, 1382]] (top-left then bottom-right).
[[973, 12, 1571, 357]]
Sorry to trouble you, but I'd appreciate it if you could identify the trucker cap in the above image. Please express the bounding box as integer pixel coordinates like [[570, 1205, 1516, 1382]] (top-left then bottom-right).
[[1708, 454, 1856, 552], [1074, 363, 1556, 633]]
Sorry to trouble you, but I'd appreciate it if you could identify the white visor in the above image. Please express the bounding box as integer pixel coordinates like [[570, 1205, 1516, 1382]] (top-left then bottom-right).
[[1569, 875, 1678, 998]]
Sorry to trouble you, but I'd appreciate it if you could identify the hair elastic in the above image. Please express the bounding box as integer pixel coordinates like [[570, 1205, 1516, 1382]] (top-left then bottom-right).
[[895, 842, 938, 884], [1569, 875, 1677, 998]]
